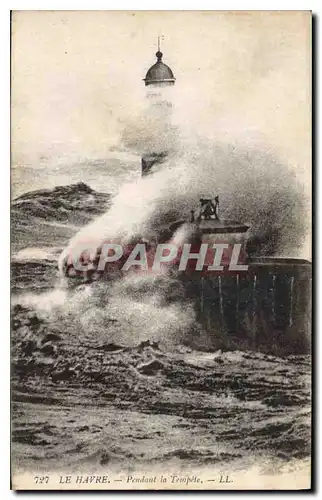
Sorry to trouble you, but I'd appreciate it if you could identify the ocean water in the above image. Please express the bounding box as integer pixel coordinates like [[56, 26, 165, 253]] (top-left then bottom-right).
[[11, 183, 311, 479]]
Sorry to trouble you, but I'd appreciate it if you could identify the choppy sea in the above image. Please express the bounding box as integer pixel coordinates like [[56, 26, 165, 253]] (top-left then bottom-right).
[[11, 183, 311, 478]]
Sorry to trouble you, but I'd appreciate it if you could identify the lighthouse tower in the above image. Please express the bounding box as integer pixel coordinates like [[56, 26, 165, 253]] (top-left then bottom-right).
[[141, 39, 176, 176]]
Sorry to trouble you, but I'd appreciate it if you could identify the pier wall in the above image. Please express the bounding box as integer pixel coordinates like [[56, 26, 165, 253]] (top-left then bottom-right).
[[183, 258, 312, 355]]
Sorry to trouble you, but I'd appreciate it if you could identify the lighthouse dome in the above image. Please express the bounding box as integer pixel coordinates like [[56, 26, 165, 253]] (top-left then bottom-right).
[[144, 51, 175, 87]]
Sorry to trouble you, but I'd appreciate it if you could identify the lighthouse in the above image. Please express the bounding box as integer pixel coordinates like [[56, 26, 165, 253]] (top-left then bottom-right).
[[141, 38, 176, 176], [60, 38, 311, 354]]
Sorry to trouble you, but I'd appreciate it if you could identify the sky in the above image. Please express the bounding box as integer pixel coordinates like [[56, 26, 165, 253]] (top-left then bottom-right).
[[11, 10, 311, 199]]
